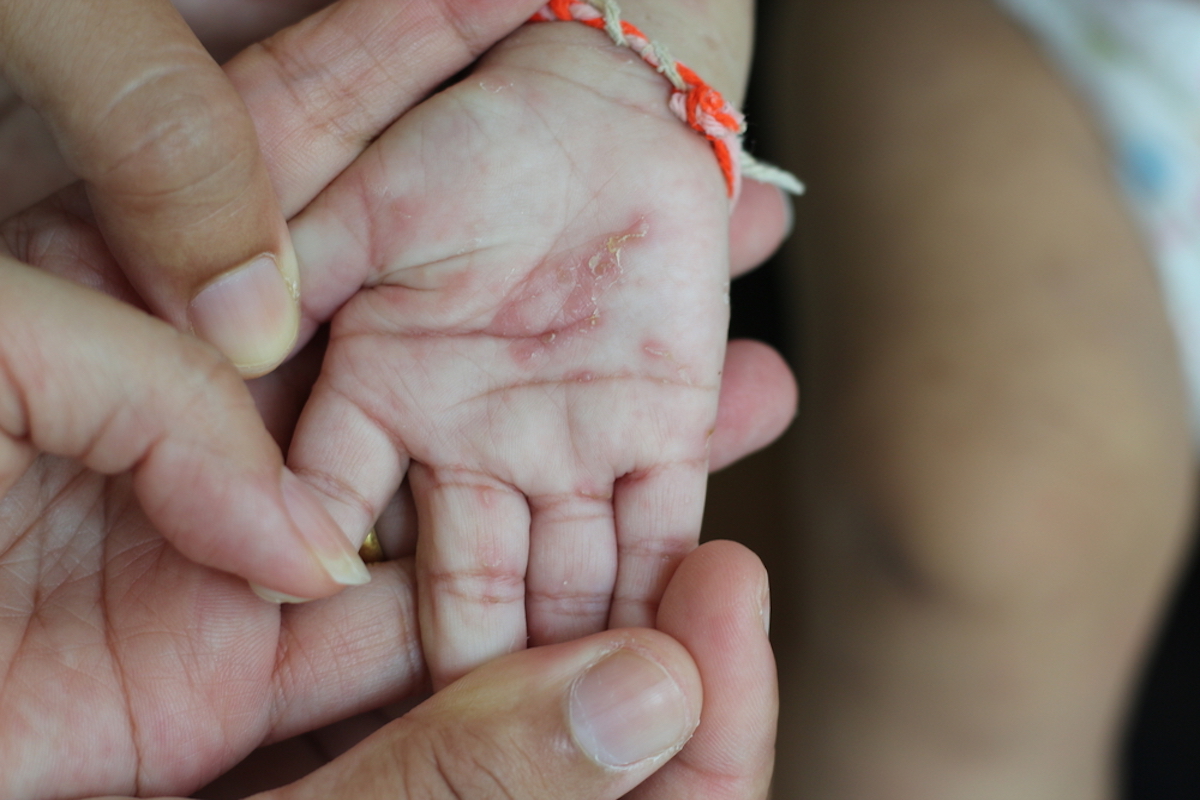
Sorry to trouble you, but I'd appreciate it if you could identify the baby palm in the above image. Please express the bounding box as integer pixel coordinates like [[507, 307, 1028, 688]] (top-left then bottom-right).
[[287, 23, 732, 685]]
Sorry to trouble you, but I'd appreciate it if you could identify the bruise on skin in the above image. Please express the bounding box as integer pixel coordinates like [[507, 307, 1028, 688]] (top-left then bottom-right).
[[491, 221, 648, 365]]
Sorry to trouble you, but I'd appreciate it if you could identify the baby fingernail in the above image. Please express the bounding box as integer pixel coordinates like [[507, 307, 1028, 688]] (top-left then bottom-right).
[[189, 252, 299, 376], [569, 650, 691, 767]]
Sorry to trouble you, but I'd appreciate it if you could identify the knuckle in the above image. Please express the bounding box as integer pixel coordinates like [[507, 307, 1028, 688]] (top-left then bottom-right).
[[167, 333, 253, 413], [527, 586, 612, 618], [253, 37, 376, 153], [609, 594, 659, 625], [434, 0, 500, 59], [618, 533, 695, 562], [426, 565, 525, 607], [403, 725, 527, 800], [291, 464, 376, 526], [87, 67, 257, 202], [0, 209, 37, 265], [0, 194, 112, 278]]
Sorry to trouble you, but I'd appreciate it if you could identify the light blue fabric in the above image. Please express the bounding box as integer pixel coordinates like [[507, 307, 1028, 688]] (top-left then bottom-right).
[[995, 0, 1200, 434]]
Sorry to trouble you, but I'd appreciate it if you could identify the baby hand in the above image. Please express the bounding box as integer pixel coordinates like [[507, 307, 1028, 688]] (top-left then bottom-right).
[[287, 19, 735, 685]]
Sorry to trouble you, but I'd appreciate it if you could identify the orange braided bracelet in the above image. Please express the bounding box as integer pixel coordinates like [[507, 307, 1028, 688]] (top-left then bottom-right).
[[529, 0, 803, 201]]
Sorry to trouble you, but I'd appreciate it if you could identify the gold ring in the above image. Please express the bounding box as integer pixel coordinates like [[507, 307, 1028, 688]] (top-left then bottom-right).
[[358, 527, 384, 564]]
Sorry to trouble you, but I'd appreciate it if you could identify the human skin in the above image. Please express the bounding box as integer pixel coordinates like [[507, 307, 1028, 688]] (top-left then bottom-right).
[[0, 232, 785, 798], [1, 0, 564, 602], [0, 204, 787, 799], [0, 0, 589, 378], [0, 0, 304, 374], [275, 0, 766, 688], [3, 0, 787, 688], [0, 344, 784, 800], [202, 540, 777, 800], [0, 1, 791, 794], [0, 0, 333, 218], [0, 6, 792, 797], [765, 0, 1196, 797]]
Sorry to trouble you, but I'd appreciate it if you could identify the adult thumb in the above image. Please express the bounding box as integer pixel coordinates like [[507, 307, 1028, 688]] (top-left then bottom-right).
[[0, 0, 298, 376], [258, 630, 702, 800]]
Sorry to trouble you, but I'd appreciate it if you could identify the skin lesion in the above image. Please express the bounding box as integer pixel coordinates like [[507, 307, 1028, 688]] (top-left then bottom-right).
[[641, 338, 703, 386], [588, 229, 645, 277], [485, 220, 650, 365]]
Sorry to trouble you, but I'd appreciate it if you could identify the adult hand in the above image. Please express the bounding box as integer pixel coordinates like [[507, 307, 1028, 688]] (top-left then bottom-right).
[[0, 252, 392, 800], [0, 0, 311, 375], [0, 0, 333, 220], [203, 541, 777, 800]]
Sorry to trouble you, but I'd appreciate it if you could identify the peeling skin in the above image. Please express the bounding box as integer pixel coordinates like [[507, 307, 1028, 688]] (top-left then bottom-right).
[[478, 77, 512, 93], [642, 338, 694, 385], [589, 230, 644, 277], [491, 220, 649, 365]]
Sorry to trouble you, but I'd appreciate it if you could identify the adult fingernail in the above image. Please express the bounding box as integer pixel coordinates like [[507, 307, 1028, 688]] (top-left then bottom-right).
[[569, 650, 691, 768], [189, 252, 299, 376], [250, 583, 315, 604], [315, 548, 372, 588], [280, 470, 372, 588]]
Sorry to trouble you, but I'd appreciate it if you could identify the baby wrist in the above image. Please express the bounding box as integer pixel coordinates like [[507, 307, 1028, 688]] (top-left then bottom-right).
[[528, 0, 801, 201]]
